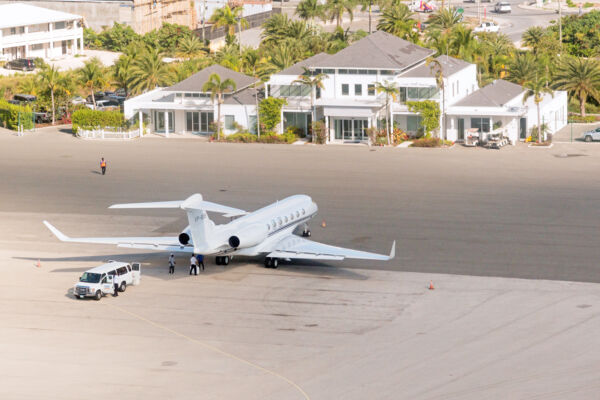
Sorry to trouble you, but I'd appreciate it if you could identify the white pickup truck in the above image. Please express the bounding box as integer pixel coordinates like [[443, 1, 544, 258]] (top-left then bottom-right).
[[73, 261, 141, 300], [473, 21, 500, 33]]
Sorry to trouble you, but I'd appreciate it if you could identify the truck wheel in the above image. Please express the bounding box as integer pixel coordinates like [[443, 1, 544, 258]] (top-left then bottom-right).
[[585, 135, 592, 142], [119, 282, 126, 292], [74, 294, 80, 299], [94, 290, 102, 301]]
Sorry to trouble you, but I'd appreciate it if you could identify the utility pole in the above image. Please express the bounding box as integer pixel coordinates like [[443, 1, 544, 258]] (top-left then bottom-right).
[[558, 0, 562, 49], [201, 0, 206, 42]]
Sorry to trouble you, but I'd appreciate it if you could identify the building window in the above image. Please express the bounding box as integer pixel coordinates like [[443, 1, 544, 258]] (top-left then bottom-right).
[[283, 112, 311, 136], [224, 115, 235, 130], [407, 115, 423, 133], [368, 84, 375, 96], [185, 111, 213, 133], [342, 84, 349, 96], [249, 115, 257, 134], [405, 87, 438, 100], [354, 84, 362, 96], [316, 87, 321, 99], [471, 118, 490, 133], [154, 111, 174, 132], [54, 21, 66, 30], [275, 85, 310, 97]]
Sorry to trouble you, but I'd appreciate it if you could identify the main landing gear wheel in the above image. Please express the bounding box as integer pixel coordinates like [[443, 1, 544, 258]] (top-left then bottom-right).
[[216, 256, 230, 265], [302, 229, 311, 237], [264, 257, 279, 268], [223, 256, 230, 265]]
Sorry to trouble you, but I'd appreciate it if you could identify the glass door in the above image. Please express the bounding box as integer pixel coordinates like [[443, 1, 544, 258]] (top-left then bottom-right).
[[343, 119, 352, 140], [520, 117, 527, 140], [458, 118, 464, 140]]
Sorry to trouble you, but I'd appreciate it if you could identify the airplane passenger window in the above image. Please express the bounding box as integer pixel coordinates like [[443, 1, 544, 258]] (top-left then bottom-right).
[[290, 213, 294, 220], [271, 220, 276, 228], [267, 224, 270, 230], [302, 209, 305, 215], [296, 211, 300, 218], [277, 217, 282, 226], [284, 216, 288, 223]]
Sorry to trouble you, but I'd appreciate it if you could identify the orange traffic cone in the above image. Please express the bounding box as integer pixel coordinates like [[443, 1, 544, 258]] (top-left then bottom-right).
[[36, 259, 41, 268], [321, 219, 326, 228], [428, 280, 434, 290]]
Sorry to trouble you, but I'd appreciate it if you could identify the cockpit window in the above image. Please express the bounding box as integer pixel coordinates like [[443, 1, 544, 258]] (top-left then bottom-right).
[[80, 272, 101, 283]]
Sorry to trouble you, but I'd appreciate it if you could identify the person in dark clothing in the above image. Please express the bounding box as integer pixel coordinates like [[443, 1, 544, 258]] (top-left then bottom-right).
[[168, 254, 176, 274], [197, 254, 205, 271], [100, 158, 107, 175]]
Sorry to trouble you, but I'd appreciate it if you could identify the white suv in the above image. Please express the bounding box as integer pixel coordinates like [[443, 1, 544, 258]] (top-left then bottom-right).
[[494, 2, 511, 13], [74, 261, 140, 300], [473, 21, 500, 33]]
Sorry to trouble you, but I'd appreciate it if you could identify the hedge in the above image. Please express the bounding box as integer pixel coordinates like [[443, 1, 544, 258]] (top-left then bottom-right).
[[0, 99, 34, 130], [214, 132, 297, 144], [72, 109, 125, 133]]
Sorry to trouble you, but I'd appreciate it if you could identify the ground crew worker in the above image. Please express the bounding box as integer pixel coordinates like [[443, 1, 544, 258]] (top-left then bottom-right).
[[100, 157, 107, 175], [189, 254, 197, 275], [168, 254, 175, 274], [112, 273, 119, 297], [197, 254, 205, 271]]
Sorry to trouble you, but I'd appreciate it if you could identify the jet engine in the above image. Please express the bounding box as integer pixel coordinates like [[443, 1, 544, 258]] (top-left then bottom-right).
[[179, 228, 191, 245], [228, 224, 268, 249]]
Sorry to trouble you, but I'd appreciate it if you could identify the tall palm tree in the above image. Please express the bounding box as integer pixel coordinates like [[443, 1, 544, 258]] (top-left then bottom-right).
[[553, 57, 600, 117], [324, 0, 356, 28], [450, 25, 478, 62], [507, 52, 537, 86], [523, 73, 553, 143], [374, 80, 398, 145], [112, 54, 133, 97], [521, 26, 545, 57], [261, 14, 291, 45], [78, 57, 105, 108], [268, 40, 300, 71], [38, 65, 63, 124], [209, 5, 248, 50], [376, 4, 417, 42], [202, 73, 236, 139], [357, 0, 381, 33], [128, 47, 174, 95], [176, 35, 205, 59], [296, 0, 323, 26], [427, 57, 445, 140], [293, 67, 328, 143]]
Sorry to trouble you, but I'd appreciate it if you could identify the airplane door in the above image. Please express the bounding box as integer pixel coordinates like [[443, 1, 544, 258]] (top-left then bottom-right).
[[131, 262, 141, 285]]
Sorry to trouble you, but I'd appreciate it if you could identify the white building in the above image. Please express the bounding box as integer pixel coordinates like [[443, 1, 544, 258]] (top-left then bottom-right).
[[124, 64, 260, 137], [0, 3, 83, 61], [125, 31, 567, 143], [266, 31, 567, 144]]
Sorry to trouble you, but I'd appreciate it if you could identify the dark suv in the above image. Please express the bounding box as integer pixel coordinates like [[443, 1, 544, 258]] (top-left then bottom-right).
[[5, 58, 35, 71]]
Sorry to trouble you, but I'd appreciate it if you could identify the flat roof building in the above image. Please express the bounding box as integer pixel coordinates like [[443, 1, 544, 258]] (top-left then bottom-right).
[[0, 3, 83, 61]]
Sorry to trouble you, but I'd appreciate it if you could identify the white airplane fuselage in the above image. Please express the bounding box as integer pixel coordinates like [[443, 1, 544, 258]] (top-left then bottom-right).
[[186, 195, 318, 256]]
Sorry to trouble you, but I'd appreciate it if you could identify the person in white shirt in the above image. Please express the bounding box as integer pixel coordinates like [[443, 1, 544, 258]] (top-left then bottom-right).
[[189, 255, 197, 275], [168, 254, 176, 274]]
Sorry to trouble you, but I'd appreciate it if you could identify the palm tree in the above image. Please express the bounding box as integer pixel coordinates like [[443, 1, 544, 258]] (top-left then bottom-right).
[[209, 5, 248, 50], [507, 52, 537, 86], [17, 76, 39, 96], [357, 0, 381, 33], [262, 14, 291, 45], [268, 40, 300, 71], [128, 47, 174, 95], [429, 8, 463, 31], [450, 25, 478, 62], [38, 65, 62, 124], [176, 35, 205, 59], [78, 57, 105, 108], [521, 26, 545, 57], [242, 48, 274, 138], [112, 54, 133, 97], [202, 73, 236, 139], [523, 73, 553, 143], [553, 57, 600, 117], [296, 0, 324, 26], [427, 57, 445, 140], [374, 80, 398, 145], [376, 4, 417, 41], [324, 0, 356, 28], [293, 67, 328, 143]]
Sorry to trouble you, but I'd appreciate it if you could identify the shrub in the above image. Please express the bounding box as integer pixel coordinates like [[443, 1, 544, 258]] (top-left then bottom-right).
[[214, 131, 297, 144], [258, 98, 287, 131], [568, 114, 597, 123], [392, 128, 409, 145], [71, 109, 125, 133], [0, 99, 34, 130], [225, 133, 258, 143], [410, 137, 452, 147], [311, 120, 328, 144]]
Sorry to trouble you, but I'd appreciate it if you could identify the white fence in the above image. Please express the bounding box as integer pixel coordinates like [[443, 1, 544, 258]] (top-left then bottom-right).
[[77, 128, 141, 140]]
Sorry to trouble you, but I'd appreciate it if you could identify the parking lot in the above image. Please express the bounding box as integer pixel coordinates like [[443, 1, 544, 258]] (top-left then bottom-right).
[[1, 129, 600, 399]]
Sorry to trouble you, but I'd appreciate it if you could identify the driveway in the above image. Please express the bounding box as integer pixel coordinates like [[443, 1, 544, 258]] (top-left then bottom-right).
[[552, 122, 600, 143]]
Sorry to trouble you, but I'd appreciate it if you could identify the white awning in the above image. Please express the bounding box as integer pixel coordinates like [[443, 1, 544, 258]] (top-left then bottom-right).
[[322, 107, 374, 117]]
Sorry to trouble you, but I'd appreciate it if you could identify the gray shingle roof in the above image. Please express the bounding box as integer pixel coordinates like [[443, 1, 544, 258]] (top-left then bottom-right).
[[165, 64, 257, 93], [453, 80, 524, 107], [277, 52, 331, 76], [223, 86, 264, 105], [312, 31, 434, 70], [400, 55, 472, 78]]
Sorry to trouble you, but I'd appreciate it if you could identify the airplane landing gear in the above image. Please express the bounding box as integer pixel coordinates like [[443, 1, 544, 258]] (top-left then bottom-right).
[[216, 256, 230, 265], [302, 229, 311, 237], [264, 257, 279, 268]]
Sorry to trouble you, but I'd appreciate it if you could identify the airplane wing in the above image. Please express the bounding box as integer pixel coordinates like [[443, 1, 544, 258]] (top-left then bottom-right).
[[266, 235, 395, 261], [43, 221, 191, 253]]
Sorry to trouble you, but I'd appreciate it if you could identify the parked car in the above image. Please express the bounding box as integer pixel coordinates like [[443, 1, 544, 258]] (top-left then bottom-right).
[[5, 58, 35, 71], [494, 2, 511, 13], [33, 111, 51, 123], [473, 21, 500, 33], [71, 96, 86, 105], [86, 99, 121, 110], [583, 127, 600, 142], [13, 94, 37, 104]]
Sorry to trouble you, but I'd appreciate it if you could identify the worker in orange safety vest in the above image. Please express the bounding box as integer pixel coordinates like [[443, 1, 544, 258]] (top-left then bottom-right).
[[100, 157, 107, 175]]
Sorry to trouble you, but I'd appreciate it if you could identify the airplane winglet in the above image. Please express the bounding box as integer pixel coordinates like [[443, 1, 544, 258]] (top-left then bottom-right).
[[389, 240, 396, 260], [43, 221, 71, 242]]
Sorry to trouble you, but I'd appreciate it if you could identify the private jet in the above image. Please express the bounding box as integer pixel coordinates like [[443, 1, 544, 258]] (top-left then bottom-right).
[[43, 194, 395, 268]]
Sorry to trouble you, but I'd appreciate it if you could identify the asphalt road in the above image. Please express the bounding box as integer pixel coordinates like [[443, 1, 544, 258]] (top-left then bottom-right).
[[2, 128, 600, 283]]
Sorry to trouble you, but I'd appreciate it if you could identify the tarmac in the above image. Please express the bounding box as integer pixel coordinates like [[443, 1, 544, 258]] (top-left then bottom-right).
[[1, 128, 600, 399]]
